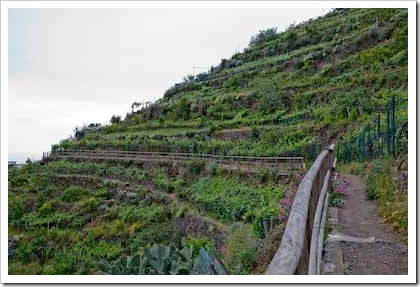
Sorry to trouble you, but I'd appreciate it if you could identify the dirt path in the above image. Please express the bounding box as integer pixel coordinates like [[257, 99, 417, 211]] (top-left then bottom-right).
[[338, 175, 400, 241], [322, 174, 408, 275]]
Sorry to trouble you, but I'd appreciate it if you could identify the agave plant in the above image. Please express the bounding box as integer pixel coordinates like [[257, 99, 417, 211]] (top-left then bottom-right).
[[192, 247, 228, 275], [98, 239, 228, 275], [143, 244, 178, 275], [98, 254, 144, 275]]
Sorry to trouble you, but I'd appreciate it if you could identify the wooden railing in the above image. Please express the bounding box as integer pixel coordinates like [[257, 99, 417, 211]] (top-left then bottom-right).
[[43, 150, 305, 175], [266, 144, 336, 275]]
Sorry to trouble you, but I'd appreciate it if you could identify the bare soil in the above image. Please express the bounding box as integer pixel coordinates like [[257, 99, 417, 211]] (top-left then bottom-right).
[[340, 241, 408, 275], [338, 175, 400, 241], [334, 174, 408, 275]]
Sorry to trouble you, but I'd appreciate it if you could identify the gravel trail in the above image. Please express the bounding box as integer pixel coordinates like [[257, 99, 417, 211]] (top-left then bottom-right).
[[322, 174, 408, 275]]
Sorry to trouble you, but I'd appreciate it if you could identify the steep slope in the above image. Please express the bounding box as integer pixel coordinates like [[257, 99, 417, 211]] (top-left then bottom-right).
[[8, 8, 408, 275], [55, 8, 407, 159]]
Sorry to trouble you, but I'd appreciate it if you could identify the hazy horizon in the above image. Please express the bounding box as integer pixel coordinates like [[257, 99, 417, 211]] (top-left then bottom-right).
[[7, 6, 330, 163]]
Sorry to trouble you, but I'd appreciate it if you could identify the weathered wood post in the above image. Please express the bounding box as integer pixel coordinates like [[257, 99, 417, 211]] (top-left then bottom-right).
[[266, 144, 335, 275]]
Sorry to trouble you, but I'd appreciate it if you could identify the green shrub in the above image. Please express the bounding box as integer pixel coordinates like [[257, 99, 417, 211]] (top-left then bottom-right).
[[364, 159, 407, 242], [8, 173, 30, 188], [341, 161, 366, 175], [39, 201, 54, 216], [9, 197, 29, 223], [255, 168, 269, 183], [249, 27, 278, 47], [188, 159, 206, 175], [119, 205, 168, 224], [45, 251, 78, 274], [16, 239, 35, 262], [83, 197, 99, 213], [189, 177, 283, 223], [42, 184, 57, 198], [186, 236, 215, 257], [61, 186, 88, 202], [207, 124, 217, 136], [128, 220, 182, 252], [365, 160, 394, 200], [153, 170, 175, 193], [225, 223, 258, 274], [207, 162, 218, 176], [90, 241, 123, 261], [250, 126, 260, 139], [261, 129, 278, 145], [94, 187, 112, 199]]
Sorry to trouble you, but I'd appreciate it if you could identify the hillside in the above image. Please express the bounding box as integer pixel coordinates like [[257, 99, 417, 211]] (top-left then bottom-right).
[[8, 8, 408, 275]]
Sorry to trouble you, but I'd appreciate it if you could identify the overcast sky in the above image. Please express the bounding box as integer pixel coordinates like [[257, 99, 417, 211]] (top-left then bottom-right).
[[8, 6, 330, 162]]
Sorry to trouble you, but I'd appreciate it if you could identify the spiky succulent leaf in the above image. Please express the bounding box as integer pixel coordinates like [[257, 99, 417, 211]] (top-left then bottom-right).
[[98, 259, 113, 274]]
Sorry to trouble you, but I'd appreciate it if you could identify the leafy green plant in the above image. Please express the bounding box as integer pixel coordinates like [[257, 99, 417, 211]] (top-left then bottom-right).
[[45, 250, 79, 274], [16, 239, 35, 262], [364, 159, 407, 242], [143, 243, 190, 274], [98, 241, 227, 275], [188, 159, 206, 175], [207, 162, 218, 176], [9, 196, 30, 224], [329, 173, 348, 207], [225, 223, 258, 274], [39, 201, 54, 216], [249, 27, 278, 47], [60, 186, 88, 202], [99, 254, 145, 275], [186, 236, 215, 257], [83, 197, 99, 213], [329, 192, 344, 207], [91, 241, 123, 261], [191, 247, 228, 275], [119, 204, 168, 224], [94, 187, 112, 199], [189, 176, 283, 223], [153, 169, 175, 193]]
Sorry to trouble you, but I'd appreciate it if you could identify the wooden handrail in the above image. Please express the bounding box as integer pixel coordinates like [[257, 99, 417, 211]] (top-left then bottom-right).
[[266, 144, 335, 275], [43, 149, 306, 173], [308, 169, 331, 274], [49, 149, 304, 161]]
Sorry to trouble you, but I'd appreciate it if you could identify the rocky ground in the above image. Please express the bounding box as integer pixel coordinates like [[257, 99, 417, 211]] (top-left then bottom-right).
[[322, 174, 408, 275]]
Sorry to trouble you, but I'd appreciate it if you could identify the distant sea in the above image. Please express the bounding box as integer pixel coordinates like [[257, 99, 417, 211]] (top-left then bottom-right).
[[8, 152, 42, 164]]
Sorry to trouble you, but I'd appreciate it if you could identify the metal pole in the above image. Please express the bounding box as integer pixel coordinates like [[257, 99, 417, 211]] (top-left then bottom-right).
[[376, 114, 380, 158], [360, 130, 364, 161], [367, 124, 371, 160], [391, 95, 395, 158], [387, 107, 391, 156]]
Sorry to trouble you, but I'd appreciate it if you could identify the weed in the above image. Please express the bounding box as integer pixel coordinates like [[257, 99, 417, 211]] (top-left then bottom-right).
[[225, 223, 258, 274], [329, 173, 349, 207], [365, 158, 407, 241], [60, 186, 88, 202]]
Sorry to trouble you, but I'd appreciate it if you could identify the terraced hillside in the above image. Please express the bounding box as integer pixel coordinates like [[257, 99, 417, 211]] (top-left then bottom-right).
[[8, 8, 408, 275]]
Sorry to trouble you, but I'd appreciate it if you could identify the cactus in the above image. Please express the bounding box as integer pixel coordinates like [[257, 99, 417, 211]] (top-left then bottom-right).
[[98, 254, 144, 275], [191, 247, 228, 275], [173, 237, 194, 274], [98, 240, 228, 275], [144, 244, 175, 274]]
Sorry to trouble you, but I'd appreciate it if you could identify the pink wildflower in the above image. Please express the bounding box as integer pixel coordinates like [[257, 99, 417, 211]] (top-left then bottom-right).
[[280, 198, 293, 209], [221, 246, 229, 256], [286, 189, 295, 198], [279, 214, 287, 223], [337, 184, 345, 194], [343, 179, 350, 186]]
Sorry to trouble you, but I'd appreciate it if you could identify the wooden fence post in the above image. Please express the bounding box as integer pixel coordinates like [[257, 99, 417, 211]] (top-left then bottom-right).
[[266, 144, 335, 275]]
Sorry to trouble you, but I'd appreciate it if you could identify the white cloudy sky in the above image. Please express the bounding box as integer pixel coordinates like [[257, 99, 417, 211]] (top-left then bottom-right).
[[7, 4, 330, 162]]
